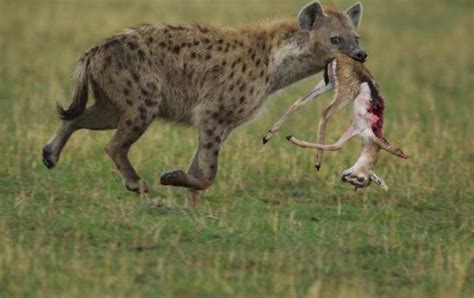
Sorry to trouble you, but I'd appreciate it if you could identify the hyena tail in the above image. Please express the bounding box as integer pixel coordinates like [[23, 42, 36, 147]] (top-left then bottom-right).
[[56, 54, 91, 121]]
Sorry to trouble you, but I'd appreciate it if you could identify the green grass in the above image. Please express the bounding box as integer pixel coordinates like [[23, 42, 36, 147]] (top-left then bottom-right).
[[1, 0, 473, 297]]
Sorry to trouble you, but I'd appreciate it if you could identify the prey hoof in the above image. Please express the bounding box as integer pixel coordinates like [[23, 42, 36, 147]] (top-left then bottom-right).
[[160, 170, 186, 186], [42, 147, 57, 169], [262, 130, 275, 145], [125, 180, 149, 194]]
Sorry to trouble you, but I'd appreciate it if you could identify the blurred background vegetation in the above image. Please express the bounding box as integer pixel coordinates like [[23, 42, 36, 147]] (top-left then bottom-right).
[[0, 0, 473, 297]]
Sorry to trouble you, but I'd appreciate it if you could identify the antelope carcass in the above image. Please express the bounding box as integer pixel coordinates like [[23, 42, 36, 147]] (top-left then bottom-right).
[[287, 80, 408, 191]]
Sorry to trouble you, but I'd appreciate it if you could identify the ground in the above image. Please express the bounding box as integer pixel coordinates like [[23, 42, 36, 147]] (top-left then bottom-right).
[[0, 0, 473, 297]]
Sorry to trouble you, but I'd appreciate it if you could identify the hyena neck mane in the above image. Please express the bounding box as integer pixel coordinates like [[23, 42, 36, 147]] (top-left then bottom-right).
[[240, 19, 328, 94]]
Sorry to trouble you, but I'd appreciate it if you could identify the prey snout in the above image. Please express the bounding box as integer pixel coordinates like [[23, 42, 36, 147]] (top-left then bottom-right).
[[341, 171, 370, 188], [341, 168, 388, 191]]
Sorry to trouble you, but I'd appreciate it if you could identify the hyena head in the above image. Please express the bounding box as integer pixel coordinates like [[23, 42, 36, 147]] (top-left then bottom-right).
[[298, 1, 367, 62]]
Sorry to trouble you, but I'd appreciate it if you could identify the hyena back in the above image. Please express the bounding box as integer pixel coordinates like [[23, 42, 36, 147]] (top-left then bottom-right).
[[43, 2, 366, 203]]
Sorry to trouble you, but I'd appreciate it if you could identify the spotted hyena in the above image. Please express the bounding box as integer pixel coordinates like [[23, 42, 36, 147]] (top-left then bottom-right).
[[42, 2, 366, 203]]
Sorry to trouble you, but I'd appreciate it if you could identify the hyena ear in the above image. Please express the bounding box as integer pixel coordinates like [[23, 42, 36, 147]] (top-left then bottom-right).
[[297, 2, 327, 31], [346, 2, 363, 29]]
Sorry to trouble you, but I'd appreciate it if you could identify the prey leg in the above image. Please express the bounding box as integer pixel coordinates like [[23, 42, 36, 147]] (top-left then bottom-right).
[[287, 125, 356, 151], [371, 136, 409, 159], [263, 80, 332, 144], [315, 100, 351, 170]]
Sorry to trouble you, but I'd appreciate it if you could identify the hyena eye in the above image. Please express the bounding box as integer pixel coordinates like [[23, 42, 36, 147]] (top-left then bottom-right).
[[355, 36, 360, 45], [330, 36, 342, 45]]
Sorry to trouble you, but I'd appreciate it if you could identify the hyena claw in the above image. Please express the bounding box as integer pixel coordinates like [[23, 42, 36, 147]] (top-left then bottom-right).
[[125, 180, 149, 194], [42, 157, 55, 169]]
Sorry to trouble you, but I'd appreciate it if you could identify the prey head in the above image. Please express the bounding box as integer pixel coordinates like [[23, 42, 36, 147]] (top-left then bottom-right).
[[341, 169, 388, 191], [340, 141, 388, 191]]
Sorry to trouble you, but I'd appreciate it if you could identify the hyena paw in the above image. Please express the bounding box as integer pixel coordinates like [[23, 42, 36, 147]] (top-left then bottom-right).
[[125, 179, 149, 194], [160, 170, 187, 186], [42, 146, 58, 169]]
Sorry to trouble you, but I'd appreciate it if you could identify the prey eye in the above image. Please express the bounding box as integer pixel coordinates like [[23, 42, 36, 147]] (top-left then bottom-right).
[[330, 36, 342, 45]]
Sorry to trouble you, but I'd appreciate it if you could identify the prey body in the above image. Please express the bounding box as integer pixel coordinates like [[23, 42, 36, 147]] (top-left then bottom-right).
[[265, 54, 408, 190]]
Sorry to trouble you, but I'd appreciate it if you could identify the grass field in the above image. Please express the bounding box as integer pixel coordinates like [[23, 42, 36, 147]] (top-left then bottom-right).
[[1, 0, 473, 297]]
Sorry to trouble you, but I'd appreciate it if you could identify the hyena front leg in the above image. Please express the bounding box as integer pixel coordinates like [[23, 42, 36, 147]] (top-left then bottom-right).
[[161, 125, 229, 205], [42, 104, 119, 169], [105, 110, 154, 193]]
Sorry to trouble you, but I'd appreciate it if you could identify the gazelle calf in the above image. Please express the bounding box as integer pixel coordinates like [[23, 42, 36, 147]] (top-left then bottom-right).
[[264, 53, 408, 190]]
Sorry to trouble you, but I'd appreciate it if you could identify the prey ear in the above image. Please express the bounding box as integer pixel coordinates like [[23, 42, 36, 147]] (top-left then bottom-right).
[[369, 171, 388, 191], [346, 2, 363, 29], [298, 2, 327, 31]]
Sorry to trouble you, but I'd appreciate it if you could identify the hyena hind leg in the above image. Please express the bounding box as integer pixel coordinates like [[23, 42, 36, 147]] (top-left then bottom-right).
[[42, 104, 120, 169]]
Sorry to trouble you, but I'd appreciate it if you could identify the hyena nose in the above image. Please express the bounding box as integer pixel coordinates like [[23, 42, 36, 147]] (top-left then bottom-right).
[[355, 50, 368, 62]]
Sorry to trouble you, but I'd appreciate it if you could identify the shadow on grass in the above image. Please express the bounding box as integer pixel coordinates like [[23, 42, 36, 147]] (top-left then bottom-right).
[[137, 197, 194, 216]]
